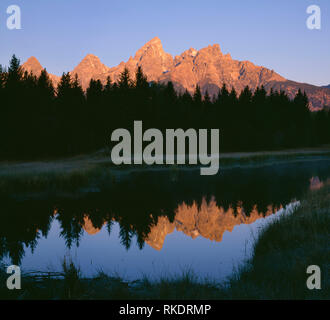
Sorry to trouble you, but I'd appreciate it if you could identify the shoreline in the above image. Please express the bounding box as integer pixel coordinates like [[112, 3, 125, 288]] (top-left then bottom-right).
[[1, 147, 330, 197], [1, 146, 330, 175]]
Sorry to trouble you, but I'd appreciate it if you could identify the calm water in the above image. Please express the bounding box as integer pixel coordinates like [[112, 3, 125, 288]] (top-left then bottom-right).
[[1, 160, 330, 281]]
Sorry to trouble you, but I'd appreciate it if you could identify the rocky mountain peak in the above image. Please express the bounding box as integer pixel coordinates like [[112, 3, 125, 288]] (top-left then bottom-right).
[[74, 54, 108, 73], [137, 36, 163, 51], [199, 44, 223, 58], [134, 36, 172, 62], [177, 48, 198, 61], [22, 56, 43, 75], [118, 37, 174, 82], [71, 54, 110, 88], [22, 56, 60, 86]]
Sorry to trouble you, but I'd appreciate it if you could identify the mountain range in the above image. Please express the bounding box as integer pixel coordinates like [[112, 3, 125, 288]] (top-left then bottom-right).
[[22, 37, 330, 110]]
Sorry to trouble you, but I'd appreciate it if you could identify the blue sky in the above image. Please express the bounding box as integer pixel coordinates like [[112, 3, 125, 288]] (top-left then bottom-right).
[[0, 0, 329, 86]]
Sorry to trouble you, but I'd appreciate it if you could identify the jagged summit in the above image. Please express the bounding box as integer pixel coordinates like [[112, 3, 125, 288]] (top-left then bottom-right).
[[71, 54, 110, 88], [22, 56, 60, 85], [202, 43, 222, 55], [25, 56, 42, 65], [143, 36, 162, 46], [73, 54, 108, 71], [133, 37, 169, 62], [140, 36, 163, 50], [176, 48, 198, 60], [134, 37, 171, 60], [22, 56, 43, 75], [80, 54, 102, 63]]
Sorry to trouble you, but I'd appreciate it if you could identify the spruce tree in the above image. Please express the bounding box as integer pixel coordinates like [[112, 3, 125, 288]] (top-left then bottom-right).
[[135, 66, 148, 89], [118, 67, 132, 90]]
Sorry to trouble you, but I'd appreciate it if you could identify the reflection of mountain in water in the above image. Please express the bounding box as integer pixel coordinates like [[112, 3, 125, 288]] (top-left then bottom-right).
[[1, 160, 330, 265], [80, 198, 278, 250], [145, 198, 278, 250]]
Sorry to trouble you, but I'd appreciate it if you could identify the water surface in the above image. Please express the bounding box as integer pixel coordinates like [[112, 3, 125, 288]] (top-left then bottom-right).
[[1, 160, 329, 281]]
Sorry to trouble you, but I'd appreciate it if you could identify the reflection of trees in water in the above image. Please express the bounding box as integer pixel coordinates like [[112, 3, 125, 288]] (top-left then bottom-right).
[[0, 198, 54, 265], [0, 165, 327, 265]]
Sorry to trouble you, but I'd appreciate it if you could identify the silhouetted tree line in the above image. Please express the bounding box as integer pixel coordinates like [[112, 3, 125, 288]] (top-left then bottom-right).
[[0, 55, 329, 160]]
